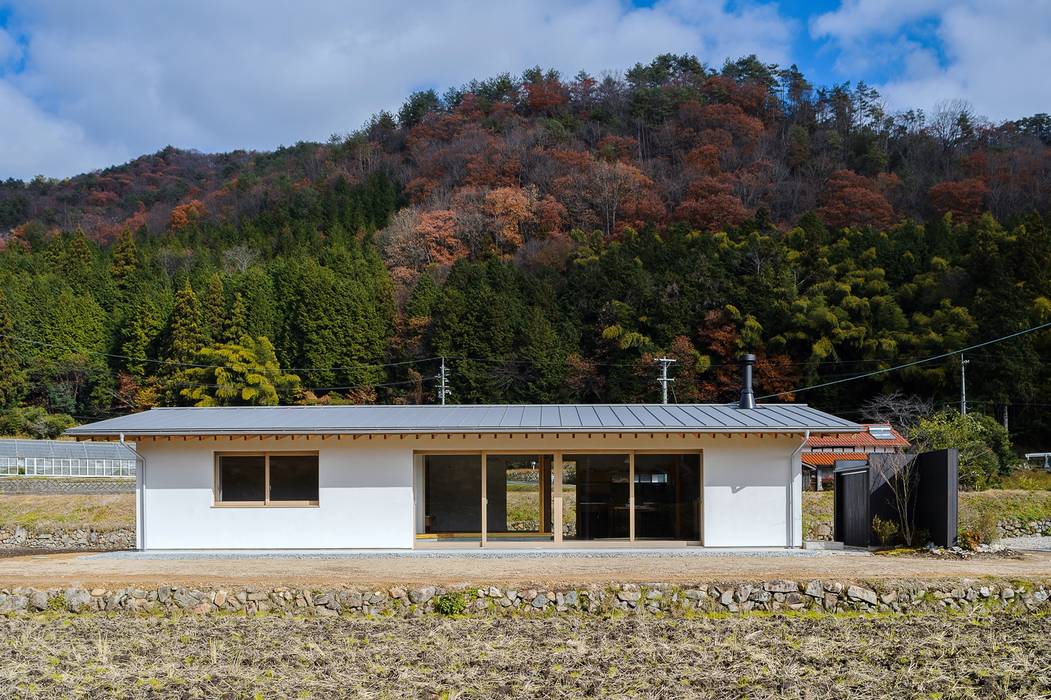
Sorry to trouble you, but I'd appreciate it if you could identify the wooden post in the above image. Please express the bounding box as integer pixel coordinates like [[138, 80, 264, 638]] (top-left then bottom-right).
[[553, 453, 563, 545], [480, 451, 488, 548], [628, 452, 636, 542]]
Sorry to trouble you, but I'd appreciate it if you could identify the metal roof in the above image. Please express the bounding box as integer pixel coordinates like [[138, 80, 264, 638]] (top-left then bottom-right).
[[67, 404, 860, 437], [0, 438, 137, 460]]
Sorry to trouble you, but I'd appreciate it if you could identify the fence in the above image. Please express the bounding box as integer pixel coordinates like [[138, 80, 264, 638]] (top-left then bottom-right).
[[0, 455, 135, 478]]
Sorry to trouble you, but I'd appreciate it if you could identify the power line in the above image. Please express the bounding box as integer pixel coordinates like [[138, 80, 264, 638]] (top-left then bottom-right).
[[758, 320, 1051, 401]]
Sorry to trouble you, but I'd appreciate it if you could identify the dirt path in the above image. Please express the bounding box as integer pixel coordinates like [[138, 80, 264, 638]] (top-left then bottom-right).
[[1, 550, 1049, 588]]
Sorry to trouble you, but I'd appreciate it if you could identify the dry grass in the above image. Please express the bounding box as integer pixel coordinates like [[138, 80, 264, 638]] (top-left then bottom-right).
[[0, 612, 1047, 698], [0, 494, 134, 532]]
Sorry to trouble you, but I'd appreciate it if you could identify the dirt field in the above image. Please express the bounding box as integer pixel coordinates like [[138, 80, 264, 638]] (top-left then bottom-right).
[[1, 549, 1050, 588], [1, 612, 1047, 698]]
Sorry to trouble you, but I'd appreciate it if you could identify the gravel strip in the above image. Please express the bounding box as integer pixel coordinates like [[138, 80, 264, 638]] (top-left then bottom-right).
[[1000, 535, 1051, 551], [85, 547, 866, 561]]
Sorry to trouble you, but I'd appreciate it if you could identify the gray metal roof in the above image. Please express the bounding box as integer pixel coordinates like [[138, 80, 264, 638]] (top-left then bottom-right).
[[0, 438, 137, 460], [67, 404, 860, 437]]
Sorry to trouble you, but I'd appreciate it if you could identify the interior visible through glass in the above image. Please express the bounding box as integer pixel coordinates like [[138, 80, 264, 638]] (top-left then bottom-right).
[[564, 454, 630, 539], [268, 455, 319, 501], [634, 453, 701, 540], [218, 455, 265, 502], [424, 454, 483, 534]]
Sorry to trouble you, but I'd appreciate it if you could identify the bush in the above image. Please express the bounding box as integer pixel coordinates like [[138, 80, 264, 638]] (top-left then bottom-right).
[[871, 515, 899, 547], [910, 410, 1016, 490], [0, 406, 76, 439], [959, 510, 1000, 550], [434, 593, 468, 616]]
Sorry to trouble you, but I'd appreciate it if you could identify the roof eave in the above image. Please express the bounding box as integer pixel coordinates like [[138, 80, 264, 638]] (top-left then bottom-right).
[[67, 425, 862, 439]]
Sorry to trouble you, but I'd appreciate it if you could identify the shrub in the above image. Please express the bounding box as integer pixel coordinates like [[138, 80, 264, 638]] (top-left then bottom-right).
[[910, 410, 1016, 490], [871, 515, 899, 547], [959, 511, 1000, 550], [434, 593, 467, 616], [0, 406, 76, 439]]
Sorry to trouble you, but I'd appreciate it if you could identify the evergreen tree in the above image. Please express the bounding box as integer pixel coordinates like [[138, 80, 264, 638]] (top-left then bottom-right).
[[176, 336, 300, 406], [109, 229, 140, 293], [201, 272, 226, 342], [167, 282, 206, 365], [224, 292, 249, 343], [0, 290, 26, 407], [121, 296, 164, 379]]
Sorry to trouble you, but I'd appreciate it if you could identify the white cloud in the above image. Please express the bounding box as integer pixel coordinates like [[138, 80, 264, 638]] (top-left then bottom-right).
[[811, 0, 1051, 121], [0, 0, 797, 179], [0, 80, 127, 180]]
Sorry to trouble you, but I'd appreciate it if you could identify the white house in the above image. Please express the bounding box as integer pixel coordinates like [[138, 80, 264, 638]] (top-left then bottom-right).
[[67, 398, 859, 550]]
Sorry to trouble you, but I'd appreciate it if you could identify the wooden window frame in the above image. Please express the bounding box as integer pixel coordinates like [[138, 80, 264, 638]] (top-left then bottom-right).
[[213, 451, 320, 508], [414, 448, 703, 546]]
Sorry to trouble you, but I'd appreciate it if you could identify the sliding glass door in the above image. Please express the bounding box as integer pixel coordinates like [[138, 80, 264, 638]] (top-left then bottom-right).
[[419, 451, 701, 544], [634, 453, 701, 541]]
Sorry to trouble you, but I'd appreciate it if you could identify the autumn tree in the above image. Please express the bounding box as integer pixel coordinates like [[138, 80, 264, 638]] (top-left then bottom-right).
[[817, 170, 897, 230]]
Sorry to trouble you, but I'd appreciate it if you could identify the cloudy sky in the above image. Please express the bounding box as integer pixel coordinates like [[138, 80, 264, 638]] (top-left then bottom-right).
[[1, 0, 1049, 179]]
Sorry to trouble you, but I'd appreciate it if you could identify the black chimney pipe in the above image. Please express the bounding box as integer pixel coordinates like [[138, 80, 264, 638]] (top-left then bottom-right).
[[738, 354, 756, 409]]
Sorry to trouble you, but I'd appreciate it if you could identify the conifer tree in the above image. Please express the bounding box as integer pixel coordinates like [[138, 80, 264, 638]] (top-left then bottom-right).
[[167, 282, 206, 365], [109, 229, 140, 293], [201, 272, 226, 342], [0, 290, 26, 408], [224, 292, 249, 343], [121, 296, 164, 379]]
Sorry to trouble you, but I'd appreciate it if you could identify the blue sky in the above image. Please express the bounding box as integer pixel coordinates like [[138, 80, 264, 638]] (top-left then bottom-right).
[[1, 1, 1049, 179]]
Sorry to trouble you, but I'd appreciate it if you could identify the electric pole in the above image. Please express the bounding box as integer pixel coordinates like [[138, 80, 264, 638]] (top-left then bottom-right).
[[655, 357, 676, 405], [437, 357, 451, 405], [960, 356, 969, 415]]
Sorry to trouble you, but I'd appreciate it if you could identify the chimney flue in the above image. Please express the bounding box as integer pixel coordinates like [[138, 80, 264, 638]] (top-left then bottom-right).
[[738, 353, 756, 409]]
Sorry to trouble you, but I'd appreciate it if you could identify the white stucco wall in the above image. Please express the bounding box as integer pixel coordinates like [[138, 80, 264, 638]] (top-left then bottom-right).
[[134, 432, 804, 549], [138, 439, 414, 549], [701, 435, 803, 547]]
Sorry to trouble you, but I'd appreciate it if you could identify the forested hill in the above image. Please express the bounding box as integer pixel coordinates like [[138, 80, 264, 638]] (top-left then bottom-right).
[[0, 54, 1049, 448]]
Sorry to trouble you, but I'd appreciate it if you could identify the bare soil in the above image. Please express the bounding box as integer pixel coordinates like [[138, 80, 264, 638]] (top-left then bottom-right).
[[1, 550, 1050, 588], [1, 613, 1047, 698]]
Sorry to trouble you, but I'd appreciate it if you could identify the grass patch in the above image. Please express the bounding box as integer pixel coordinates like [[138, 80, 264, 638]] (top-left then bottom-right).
[[960, 489, 1051, 525], [803, 491, 834, 539], [0, 494, 134, 532], [1001, 469, 1051, 491]]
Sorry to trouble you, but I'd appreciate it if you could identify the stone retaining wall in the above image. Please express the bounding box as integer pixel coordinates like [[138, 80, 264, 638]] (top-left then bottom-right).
[[1, 579, 1047, 617], [0, 477, 135, 494], [0, 526, 135, 550], [999, 517, 1051, 538]]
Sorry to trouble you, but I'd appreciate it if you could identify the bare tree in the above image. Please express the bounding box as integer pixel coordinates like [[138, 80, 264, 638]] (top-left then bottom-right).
[[862, 391, 932, 431], [869, 452, 921, 547], [929, 99, 974, 151], [222, 244, 260, 274]]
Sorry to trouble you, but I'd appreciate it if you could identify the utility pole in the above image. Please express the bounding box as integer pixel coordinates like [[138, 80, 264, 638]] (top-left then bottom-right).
[[437, 357, 451, 405], [655, 357, 676, 405], [960, 356, 969, 415]]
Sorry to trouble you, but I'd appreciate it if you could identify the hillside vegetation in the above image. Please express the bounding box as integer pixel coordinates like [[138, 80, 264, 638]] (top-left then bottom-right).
[[0, 54, 1049, 446]]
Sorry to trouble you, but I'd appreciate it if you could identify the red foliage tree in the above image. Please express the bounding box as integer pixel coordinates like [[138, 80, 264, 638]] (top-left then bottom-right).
[[674, 176, 749, 232], [928, 178, 988, 221], [169, 199, 205, 230], [817, 170, 897, 230]]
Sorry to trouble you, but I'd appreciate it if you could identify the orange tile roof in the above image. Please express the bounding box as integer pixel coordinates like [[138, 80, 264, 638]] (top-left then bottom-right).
[[802, 452, 869, 467], [805, 424, 909, 449]]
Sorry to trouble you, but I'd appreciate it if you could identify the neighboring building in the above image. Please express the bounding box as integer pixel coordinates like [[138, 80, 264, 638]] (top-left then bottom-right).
[[0, 438, 136, 478], [68, 400, 859, 550], [802, 424, 910, 491]]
